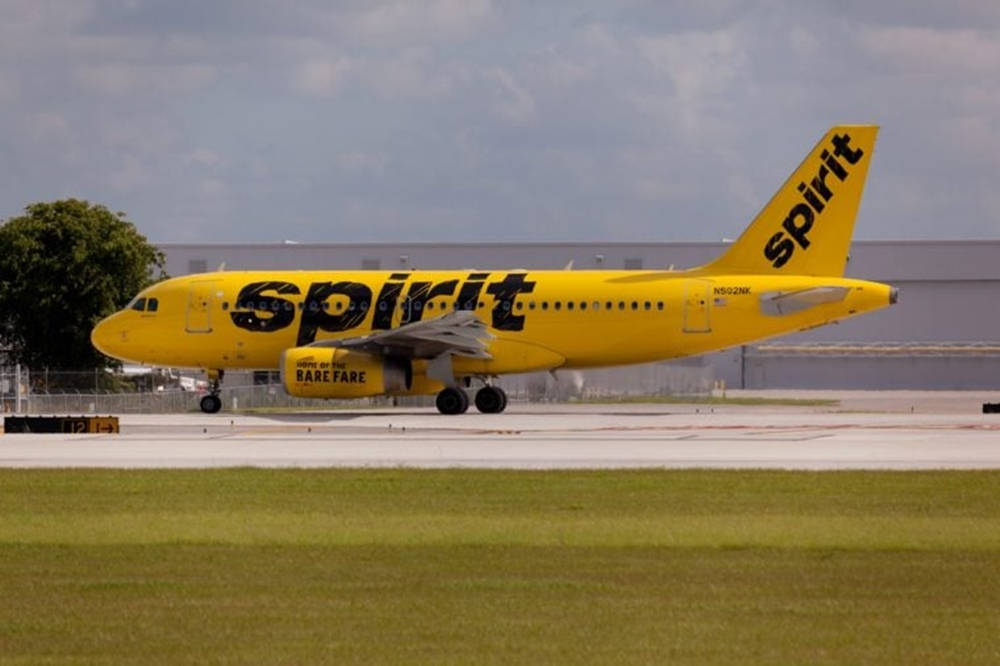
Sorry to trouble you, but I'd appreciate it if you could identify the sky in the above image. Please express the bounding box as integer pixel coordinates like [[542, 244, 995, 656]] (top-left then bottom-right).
[[1, 1, 998, 243]]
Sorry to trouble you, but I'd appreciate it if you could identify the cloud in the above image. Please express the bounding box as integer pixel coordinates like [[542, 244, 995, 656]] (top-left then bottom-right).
[[0, 70, 19, 103], [635, 28, 747, 131], [74, 63, 217, 95], [487, 68, 537, 124], [365, 49, 462, 100], [637, 29, 746, 99], [186, 148, 225, 168], [859, 27, 1000, 73], [292, 58, 352, 97], [335, 152, 387, 174], [0, 2, 998, 243], [345, 0, 494, 45]]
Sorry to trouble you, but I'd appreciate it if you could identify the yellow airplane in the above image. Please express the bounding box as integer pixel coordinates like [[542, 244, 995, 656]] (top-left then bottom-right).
[[92, 125, 896, 414]]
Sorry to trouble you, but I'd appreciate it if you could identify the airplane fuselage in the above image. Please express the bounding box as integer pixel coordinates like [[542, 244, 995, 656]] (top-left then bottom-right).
[[92, 269, 894, 377]]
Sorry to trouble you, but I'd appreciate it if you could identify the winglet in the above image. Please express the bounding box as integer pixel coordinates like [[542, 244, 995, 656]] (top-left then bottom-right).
[[698, 125, 878, 277]]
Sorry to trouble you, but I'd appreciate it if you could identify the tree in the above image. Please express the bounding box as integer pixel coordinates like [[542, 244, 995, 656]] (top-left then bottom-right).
[[0, 199, 166, 376]]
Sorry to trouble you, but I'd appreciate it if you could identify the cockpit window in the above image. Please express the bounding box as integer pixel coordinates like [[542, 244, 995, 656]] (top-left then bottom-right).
[[147, 298, 159, 312], [131, 297, 147, 312]]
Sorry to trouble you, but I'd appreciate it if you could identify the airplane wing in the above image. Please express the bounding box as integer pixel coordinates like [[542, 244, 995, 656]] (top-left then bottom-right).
[[305, 310, 494, 359], [759, 286, 850, 316]]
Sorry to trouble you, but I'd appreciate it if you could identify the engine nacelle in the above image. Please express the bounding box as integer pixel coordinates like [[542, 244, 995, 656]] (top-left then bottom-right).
[[280, 347, 411, 399]]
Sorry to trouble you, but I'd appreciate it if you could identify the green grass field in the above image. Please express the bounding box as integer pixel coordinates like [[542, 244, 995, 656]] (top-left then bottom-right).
[[1, 469, 998, 664]]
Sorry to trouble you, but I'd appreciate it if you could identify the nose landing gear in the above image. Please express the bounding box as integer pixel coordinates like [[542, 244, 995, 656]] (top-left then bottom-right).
[[200, 393, 222, 414], [199, 369, 224, 414]]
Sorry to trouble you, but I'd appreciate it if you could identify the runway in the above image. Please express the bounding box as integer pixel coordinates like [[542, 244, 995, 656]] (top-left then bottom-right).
[[2, 400, 999, 469]]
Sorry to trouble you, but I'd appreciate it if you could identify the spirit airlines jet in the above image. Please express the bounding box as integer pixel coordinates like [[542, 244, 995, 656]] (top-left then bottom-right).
[[92, 125, 897, 414]]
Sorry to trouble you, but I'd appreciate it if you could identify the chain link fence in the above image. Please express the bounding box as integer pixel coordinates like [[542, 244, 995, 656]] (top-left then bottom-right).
[[2, 360, 714, 414]]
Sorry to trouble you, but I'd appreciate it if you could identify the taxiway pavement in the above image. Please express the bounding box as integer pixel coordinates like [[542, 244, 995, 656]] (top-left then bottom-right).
[[2, 401, 999, 469]]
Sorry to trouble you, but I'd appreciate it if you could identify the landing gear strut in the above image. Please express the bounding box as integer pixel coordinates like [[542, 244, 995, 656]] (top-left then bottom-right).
[[200, 369, 224, 414], [435, 387, 469, 415], [474, 385, 507, 414]]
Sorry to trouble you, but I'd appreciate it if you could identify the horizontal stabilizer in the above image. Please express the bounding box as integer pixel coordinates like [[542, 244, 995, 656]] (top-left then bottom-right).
[[759, 286, 849, 316]]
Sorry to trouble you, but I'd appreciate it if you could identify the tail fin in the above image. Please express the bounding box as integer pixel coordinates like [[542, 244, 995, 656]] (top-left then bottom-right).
[[699, 125, 878, 277]]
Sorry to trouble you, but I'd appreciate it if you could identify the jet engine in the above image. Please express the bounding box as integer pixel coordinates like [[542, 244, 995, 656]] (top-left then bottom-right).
[[280, 347, 411, 399]]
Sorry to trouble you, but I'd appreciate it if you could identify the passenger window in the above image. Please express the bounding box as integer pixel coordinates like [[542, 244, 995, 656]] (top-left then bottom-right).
[[529, 302, 536, 310], [657, 301, 664, 311], [426, 302, 434, 310], [606, 301, 613, 310], [567, 301, 574, 311], [618, 302, 625, 310], [644, 301, 651, 311], [554, 301, 562, 311], [147, 298, 158, 312], [131, 298, 146, 312], [593, 301, 600, 311], [580, 301, 587, 311], [631, 301, 638, 311], [515, 302, 523, 310], [541, 302, 549, 310], [222, 302, 229, 311]]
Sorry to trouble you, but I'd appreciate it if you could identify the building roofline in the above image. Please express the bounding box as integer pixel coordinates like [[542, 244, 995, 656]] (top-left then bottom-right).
[[157, 239, 1000, 249]]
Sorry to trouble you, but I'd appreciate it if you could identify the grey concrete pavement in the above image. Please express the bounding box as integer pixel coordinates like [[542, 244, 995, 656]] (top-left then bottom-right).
[[2, 401, 999, 469]]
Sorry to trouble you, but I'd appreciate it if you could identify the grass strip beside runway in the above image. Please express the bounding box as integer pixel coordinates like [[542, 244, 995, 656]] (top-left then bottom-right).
[[1, 469, 998, 664]]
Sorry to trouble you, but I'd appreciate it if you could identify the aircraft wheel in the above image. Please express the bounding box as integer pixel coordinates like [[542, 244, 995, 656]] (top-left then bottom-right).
[[475, 386, 507, 414], [200, 394, 222, 414], [436, 387, 469, 415]]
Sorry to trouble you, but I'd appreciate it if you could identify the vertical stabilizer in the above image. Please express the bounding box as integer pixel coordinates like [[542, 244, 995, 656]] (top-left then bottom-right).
[[699, 125, 878, 276]]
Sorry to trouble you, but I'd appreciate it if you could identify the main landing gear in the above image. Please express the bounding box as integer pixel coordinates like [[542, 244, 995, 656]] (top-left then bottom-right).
[[199, 369, 224, 414], [435, 387, 469, 415], [474, 385, 507, 414], [434, 384, 508, 415]]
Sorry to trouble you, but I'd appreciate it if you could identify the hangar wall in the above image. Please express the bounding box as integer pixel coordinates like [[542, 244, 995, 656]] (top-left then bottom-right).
[[160, 240, 1000, 391]]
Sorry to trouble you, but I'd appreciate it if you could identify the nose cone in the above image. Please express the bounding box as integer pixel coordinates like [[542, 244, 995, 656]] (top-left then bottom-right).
[[91, 314, 122, 359]]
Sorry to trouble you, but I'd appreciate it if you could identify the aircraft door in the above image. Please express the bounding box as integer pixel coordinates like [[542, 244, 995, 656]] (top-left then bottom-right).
[[186, 280, 218, 333], [682, 279, 712, 333]]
